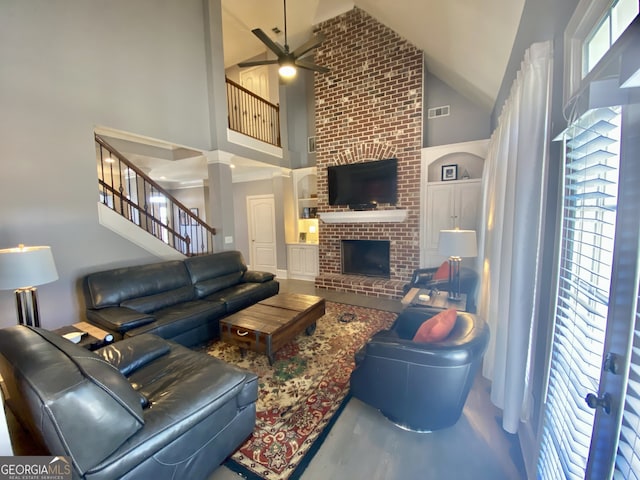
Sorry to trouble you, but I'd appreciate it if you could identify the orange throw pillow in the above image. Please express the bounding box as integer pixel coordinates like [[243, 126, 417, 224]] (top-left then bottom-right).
[[412, 308, 457, 343], [433, 261, 449, 281]]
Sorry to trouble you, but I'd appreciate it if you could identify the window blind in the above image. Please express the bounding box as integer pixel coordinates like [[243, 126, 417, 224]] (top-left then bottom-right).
[[613, 283, 640, 479], [538, 106, 621, 479]]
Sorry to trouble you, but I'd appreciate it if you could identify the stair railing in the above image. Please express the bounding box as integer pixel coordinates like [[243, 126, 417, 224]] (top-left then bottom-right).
[[226, 77, 281, 147], [95, 134, 216, 256]]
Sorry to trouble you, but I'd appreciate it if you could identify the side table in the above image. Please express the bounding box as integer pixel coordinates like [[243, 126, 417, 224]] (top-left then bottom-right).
[[53, 321, 114, 351], [401, 288, 467, 312]]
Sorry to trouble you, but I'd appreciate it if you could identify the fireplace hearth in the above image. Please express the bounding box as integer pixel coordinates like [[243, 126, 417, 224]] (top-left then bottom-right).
[[341, 240, 390, 278]]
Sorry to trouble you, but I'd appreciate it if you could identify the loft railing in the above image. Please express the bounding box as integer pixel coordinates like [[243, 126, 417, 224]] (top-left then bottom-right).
[[95, 134, 216, 256], [226, 77, 281, 147]]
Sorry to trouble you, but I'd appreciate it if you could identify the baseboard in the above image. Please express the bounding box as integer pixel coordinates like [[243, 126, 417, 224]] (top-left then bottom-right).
[[519, 420, 537, 479], [287, 273, 317, 281], [276, 269, 288, 279]]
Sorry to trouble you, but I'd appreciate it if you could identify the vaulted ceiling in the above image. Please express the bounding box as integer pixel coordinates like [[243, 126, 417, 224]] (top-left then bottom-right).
[[121, 0, 527, 186], [222, 0, 526, 111]]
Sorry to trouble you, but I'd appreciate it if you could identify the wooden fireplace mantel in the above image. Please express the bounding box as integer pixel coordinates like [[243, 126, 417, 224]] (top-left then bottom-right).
[[318, 210, 408, 224]]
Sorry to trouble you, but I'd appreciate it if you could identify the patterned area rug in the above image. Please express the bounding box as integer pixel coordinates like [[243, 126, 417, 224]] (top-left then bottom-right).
[[205, 301, 396, 480]]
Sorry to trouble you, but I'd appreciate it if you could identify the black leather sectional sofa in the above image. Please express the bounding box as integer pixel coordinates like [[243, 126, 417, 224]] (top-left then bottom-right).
[[0, 326, 258, 479], [83, 250, 279, 347]]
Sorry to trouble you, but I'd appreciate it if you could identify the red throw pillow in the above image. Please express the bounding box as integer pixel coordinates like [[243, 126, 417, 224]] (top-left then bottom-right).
[[412, 308, 457, 343], [433, 261, 449, 281]]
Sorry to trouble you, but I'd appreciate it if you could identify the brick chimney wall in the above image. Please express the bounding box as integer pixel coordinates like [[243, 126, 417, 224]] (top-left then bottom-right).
[[313, 7, 423, 299]]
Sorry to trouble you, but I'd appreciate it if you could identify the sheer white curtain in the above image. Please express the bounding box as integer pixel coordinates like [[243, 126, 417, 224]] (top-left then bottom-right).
[[477, 41, 553, 434]]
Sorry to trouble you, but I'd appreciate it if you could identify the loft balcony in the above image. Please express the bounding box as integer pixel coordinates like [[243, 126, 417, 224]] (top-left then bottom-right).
[[226, 77, 281, 149]]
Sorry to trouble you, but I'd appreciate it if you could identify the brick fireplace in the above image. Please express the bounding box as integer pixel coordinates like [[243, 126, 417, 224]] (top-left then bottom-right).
[[313, 7, 423, 299]]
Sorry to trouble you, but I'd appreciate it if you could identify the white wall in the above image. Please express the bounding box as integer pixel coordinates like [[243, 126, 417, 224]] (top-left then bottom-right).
[[0, 0, 216, 328], [169, 186, 208, 224]]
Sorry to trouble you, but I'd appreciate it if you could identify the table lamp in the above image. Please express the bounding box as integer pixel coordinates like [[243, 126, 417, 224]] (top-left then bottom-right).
[[0, 244, 59, 327], [438, 230, 477, 301]]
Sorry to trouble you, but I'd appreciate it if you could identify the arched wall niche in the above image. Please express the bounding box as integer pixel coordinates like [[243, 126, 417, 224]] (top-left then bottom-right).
[[422, 139, 489, 183], [427, 152, 484, 182]]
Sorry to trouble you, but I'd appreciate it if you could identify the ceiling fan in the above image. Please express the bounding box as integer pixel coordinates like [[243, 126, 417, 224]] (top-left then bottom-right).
[[238, 0, 329, 79]]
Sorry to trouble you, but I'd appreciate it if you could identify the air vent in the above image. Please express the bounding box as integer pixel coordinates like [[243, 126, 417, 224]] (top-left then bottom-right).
[[427, 105, 450, 119]]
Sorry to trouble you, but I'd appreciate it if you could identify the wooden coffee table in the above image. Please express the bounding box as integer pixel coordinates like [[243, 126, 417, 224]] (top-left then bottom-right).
[[219, 293, 326, 365]]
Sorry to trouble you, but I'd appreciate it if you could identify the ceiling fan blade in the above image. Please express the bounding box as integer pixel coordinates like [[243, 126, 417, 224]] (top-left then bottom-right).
[[238, 60, 278, 67], [295, 59, 330, 74], [251, 28, 286, 57], [292, 33, 326, 59]]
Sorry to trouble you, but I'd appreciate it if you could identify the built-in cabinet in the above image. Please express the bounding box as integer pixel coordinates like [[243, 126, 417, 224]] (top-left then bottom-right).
[[287, 167, 319, 280], [421, 139, 489, 267], [425, 179, 481, 250], [287, 244, 319, 280], [292, 167, 318, 244]]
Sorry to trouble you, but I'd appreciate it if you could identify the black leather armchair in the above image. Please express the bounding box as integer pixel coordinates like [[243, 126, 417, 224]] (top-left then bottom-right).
[[350, 307, 489, 432], [403, 266, 479, 312]]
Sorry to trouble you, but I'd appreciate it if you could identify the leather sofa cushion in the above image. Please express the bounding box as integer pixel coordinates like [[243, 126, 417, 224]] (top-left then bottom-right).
[[194, 272, 244, 298], [129, 343, 258, 412], [86, 306, 155, 333], [0, 327, 144, 474], [124, 300, 226, 341], [204, 281, 279, 314], [185, 250, 247, 284], [121, 285, 195, 313], [97, 335, 171, 376], [243, 270, 275, 283], [84, 261, 192, 309]]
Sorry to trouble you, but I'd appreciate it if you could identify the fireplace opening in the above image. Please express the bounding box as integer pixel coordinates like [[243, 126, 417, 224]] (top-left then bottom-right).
[[341, 240, 390, 278]]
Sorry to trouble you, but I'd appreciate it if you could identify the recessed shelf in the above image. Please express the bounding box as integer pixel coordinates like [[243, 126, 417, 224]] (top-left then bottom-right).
[[318, 210, 408, 224]]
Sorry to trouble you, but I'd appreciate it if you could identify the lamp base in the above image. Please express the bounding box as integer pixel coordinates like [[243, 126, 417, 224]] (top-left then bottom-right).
[[447, 257, 462, 301], [447, 292, 464, 302], [15, 287, 41, 327]]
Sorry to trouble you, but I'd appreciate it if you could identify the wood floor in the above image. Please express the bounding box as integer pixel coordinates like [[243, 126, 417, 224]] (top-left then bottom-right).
[[209, 280, 526, 480]]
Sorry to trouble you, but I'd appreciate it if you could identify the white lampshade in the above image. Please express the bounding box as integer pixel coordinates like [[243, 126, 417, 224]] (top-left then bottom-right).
[[0, 245, 59, 290], [438, 230, 478, 258]]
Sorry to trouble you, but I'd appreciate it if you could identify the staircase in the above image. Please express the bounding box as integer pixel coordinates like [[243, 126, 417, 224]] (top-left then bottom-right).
[[95, 134, 216, 256]]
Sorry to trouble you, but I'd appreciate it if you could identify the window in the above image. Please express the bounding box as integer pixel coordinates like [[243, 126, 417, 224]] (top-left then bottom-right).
[[563, 0, 638, 102], [538, 3, 640, 472], [538, 106, 621, 479], [583, 0, 639, 76]]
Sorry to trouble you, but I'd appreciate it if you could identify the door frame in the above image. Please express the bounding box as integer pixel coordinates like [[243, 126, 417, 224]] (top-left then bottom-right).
[[246, 194, 277, 273]]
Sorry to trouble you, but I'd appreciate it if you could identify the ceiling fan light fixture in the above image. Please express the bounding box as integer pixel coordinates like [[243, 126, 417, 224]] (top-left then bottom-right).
[[279, 63, 297, 79], [238, 0, 327, 78]]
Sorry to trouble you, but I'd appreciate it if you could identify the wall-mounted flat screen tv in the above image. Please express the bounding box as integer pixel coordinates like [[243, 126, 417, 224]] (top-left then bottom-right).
[[328, 158, 398, 208]]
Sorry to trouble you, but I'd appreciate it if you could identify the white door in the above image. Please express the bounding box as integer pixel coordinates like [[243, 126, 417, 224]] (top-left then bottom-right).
[[247, 195, 277, 274], [425, 183, 456, 249], [239, 66, 270, 99], [456, 180, 481, 231]]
